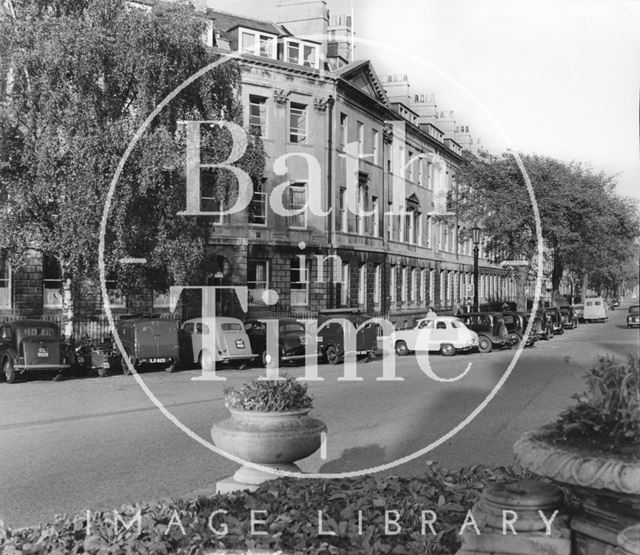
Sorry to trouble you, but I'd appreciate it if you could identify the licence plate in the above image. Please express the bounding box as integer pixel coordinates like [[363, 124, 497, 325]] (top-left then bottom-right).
[[316, 337, 323, 343], [235, 340, 245, 349], [102, 361, 110, 368], [37, 349, 49, 358], [149, 358, 167, 364]]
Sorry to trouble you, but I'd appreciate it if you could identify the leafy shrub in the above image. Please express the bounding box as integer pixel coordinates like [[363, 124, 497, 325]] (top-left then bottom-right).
[[553, 355, 639, 450], [0, 464, 535, 555], [224, 374, 313, 412]]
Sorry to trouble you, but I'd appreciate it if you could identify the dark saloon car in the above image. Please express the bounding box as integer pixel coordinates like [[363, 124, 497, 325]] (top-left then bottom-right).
[[0, 320, 70, 383], [457, 312, 509, 353], [115, 315, 179, 374], [543, 307, 564, 336], [317, 309, 379, 364], [245, 318, 308, 366], [627, 305, 640, 329], [559, 305, 579, 330], [502, 312, 540, 347]]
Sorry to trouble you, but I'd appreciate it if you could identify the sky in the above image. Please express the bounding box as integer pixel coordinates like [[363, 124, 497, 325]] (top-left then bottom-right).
[[209, 0, 640, 202]]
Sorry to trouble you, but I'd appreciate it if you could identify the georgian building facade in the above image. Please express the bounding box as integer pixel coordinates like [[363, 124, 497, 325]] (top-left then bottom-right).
[[0, 0, 515, 328]]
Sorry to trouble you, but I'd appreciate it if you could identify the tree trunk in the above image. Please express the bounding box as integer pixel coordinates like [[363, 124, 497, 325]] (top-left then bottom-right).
[[515, 266, 529, 312], [61, 267, 74, 341], [551, 251, 564, 303]]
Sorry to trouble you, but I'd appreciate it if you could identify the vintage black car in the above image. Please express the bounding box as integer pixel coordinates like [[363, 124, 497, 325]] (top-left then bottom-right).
[[627, 305, 640, 329], [115, 315, 179, 374], [502, 312, 540, 347], [543, 307, 564, 335], [0, 320, 70, 383], [457, 312, 509, 353], [244, 318, 307, 366], [317, 309, 378, 364], [559, 305, 579, 329]]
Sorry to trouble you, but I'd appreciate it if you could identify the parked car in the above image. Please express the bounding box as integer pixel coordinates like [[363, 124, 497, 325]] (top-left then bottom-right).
[[0, 320, 70, 383], [393, 316, 478, 357], [457, 312, 509, 353], [543, 307, 564, 335], [520, 312, 546, 344], [244, 318, 308, 366], [502, 312, 540, 347], [179, 316, 255, 371], [583, 297, 609, 323], [559, 305, 579, 329], [573, 303, 585, 323], [116, 315, 179, 374], [627, 305, 640, 329], [611, 298, 620, 309], [317, 309, 378, 364]]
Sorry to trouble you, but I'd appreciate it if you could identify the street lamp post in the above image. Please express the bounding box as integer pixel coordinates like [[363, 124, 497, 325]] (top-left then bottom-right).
[[472, 226, 481, 312]]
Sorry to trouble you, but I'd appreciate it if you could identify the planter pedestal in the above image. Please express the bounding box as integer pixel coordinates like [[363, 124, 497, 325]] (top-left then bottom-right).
[[212, 408, 326, 494], [456, 480, 570, 555], [217, 463, 302, 494], [514, 429, 640, 555]]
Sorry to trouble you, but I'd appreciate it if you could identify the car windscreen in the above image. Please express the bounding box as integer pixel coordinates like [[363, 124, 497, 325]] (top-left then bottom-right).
[[629, 306, 640, 314], [280, 323, 305, 333], [23, 327, 56, 338]]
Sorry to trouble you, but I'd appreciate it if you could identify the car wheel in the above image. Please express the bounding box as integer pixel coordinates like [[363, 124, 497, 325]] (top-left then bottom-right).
[[558, 327, 564, 335], [508, 332, 521, 347], [164, 363, 176, 373], [3, 358, 16, 383], [478, 336, 492, 353], [440, 343, 455, 357], [325, 345, 340, 365], [98, 367, 108, 378], [199, 350, 214, 372], [395, 340, 409, 356], [261, 350, 269, 367]]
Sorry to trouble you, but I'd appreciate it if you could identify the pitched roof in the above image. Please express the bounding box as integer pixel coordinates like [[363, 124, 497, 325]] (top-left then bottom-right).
[[333, 59, 389, 106], [205, 9, 285, 37]]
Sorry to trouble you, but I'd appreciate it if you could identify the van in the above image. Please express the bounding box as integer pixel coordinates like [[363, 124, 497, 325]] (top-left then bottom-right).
[[583, 297, 609, 323]]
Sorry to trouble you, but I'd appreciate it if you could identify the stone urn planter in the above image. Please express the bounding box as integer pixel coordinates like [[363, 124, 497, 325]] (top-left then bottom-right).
[[514, 356, 640, 555], [514, 427, 640, 555], [211, 375, 327, 493]]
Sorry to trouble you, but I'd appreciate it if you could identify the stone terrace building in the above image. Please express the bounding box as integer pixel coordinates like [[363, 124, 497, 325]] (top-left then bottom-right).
[[0, 0, 515, 329]]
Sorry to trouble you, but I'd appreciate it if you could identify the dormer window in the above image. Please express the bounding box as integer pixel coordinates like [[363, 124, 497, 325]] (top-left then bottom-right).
[[284, 38, 319, 69], [239, 28, 277, 59]]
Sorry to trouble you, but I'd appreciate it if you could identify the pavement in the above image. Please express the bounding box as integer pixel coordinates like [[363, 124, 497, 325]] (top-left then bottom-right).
[[0, 304, 637, 527]]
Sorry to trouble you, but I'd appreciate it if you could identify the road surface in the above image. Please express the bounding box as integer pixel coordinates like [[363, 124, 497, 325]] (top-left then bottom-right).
[[0, 305, 637, 527]]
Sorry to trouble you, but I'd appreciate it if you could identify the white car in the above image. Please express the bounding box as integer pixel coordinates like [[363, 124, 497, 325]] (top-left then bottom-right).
[[393, 316, 479, 357], [179, 317, 256, 371]]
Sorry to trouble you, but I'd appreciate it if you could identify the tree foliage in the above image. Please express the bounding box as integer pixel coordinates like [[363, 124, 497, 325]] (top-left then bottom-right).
[[0, 0, 265, 324], [455, 151, 640, 296]]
